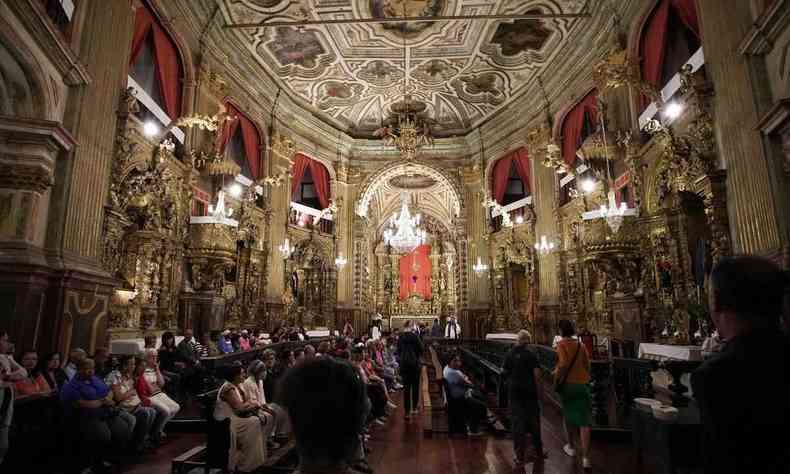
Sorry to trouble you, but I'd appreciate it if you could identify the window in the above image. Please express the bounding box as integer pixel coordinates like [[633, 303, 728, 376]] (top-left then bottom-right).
[[503, 163, 527, 205], [128, 3, 184, 141], [41, 0, 75, 35], [559, 90, 598, 205], [294, 167, 320, 209], [227, 127, 254, 180]]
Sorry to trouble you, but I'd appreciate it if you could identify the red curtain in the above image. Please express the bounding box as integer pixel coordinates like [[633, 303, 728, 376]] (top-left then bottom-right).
[[512, 147, 531, 193], [561, 91, 598, 166], [218, 103, 263, 179], [291, 153, 310, 197], [129, 5, 182, 119], [217, 107, 239, 154], [399, 245, 432, 300], [640, 0, 671, 110], [492, 155, 513, 205], [671, 0, 700, 38], [308, 159, 330, 209]]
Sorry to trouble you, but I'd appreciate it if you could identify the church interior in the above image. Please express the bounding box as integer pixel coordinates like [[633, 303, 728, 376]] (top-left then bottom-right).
[[1, 0, 789, 473]]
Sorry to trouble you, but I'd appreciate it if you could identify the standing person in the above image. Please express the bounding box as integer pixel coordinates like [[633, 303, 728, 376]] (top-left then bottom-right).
[[554, 319, 592, 469], [445, 315, 461, 339], [397, 321, 423, 420], [343, 318, 355, 339], [0, 331, 27, 466], [502, 330, 546, 467], [691, 256, 790, 474], [430, 318, 443, 338]]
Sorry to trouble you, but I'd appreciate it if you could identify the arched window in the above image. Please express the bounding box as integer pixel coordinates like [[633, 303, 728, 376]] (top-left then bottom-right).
[[639, 0, 701, 111], [559, 89, 598, 205], [491, 147, 530, 206], [217, 102, 263, 180], [291, 154, 330, 210], [128, 2, 184, 137]]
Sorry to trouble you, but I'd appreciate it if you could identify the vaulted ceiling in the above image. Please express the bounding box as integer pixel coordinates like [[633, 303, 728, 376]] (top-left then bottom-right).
[[203, 0, 589, 138]]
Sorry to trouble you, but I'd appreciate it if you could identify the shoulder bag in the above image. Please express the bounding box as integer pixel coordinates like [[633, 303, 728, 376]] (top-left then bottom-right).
[[553, 341, 581, 395]]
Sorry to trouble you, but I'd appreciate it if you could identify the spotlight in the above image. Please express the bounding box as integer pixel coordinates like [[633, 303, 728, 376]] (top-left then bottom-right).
[[662, 102, 684, 120], [143, 121, 159, 137], [229, 183, 243, 198], [515, 215, 524, 224], [581, 179, 597, 194]]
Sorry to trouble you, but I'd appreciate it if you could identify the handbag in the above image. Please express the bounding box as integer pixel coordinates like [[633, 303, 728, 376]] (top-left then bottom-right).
[[553, 341, 581, 394]]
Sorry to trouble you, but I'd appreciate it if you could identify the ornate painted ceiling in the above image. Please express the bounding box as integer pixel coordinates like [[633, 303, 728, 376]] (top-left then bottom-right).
[[214, 0, 587, 138]]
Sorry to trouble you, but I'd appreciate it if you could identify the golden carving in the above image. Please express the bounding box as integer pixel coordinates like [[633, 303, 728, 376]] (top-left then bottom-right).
[[592, 47, 662, 106]]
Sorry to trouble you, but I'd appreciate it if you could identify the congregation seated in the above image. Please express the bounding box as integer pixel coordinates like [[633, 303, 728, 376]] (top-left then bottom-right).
[[63, 348, 87, 381], [60, 358, 133, 471], [351, 347, 392, 426], [214, 364, 267, 473], [106, 355, 157, 452], [199, 332, 220, 358], [93, 347, 113, 380], [238, 330, 252, 352], [218, 330, 234, 354], [242, 360, 290, 448], [443, 354, 489, 436], [136, 349, 180, 442], [38, 351, 67, 393], [14, 350, 52, 398]]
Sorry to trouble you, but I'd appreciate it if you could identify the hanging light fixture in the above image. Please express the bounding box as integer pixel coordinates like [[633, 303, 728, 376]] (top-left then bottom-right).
[[382, 192, 426, 254], [534, 235, 556, 255], [581, 100, 638, 233], [472, 256, 489, 276], [278, 237, 294, 258]]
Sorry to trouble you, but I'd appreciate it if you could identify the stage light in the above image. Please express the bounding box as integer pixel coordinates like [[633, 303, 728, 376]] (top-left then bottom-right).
[[663, 101, 684, 120], [143, 121, 159, 137], [581, 179, 596, 194]]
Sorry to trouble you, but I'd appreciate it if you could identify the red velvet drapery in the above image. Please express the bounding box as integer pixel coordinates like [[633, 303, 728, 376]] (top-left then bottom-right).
[[399, 245, 432, 300], [492, 147, 531, 205], [130, 5, 182, 119], [290, 154, 330, 209], [512, 147, 531, 193], [291, 153, 310, 197], [561, 91, 598, 166], [639, 0, 700, 110], [491, 155, 513, 205], [671, 0, 700, 38], [216, 103, 262, 179]]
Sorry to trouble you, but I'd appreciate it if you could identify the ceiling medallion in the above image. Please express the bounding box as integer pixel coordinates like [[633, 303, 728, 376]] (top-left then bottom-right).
[[374, 95, 434, 160]]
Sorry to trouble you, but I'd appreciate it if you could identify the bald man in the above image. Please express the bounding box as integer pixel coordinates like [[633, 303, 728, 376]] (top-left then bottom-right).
[[502, 330, 545, 466]]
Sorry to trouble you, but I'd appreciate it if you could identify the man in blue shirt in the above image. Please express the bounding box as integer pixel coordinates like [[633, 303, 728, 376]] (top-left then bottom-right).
[[61, 359, 133, 470], [443, 354, 488, 435], [218, 330, 234, 354]]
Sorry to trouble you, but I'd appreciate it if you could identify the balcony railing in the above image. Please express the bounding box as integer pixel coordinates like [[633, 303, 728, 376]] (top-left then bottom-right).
[[289, 201, 334, 235], [490, 196, 532, 233]]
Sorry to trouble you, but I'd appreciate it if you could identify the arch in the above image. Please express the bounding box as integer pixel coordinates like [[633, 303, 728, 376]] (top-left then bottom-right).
[[483, 146, 531, 205], [221, 98, 266, 179], [131, 0, 195, 118], [356, 161, 463, 218], [291, 152, 334, 209], [0, 18, 56, 119], [552, 86, 599, 148]]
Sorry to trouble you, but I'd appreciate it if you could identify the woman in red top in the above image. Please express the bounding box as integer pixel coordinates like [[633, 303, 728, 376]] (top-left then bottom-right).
[[14, 350, 51, 397]]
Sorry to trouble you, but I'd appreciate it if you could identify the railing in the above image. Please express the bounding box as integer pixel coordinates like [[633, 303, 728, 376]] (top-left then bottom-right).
[[288, 202, 334, 235], [430, 338, 700, 432], [489, 196, 532, 233]]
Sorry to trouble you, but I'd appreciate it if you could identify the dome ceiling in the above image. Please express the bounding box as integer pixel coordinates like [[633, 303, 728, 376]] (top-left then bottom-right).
[[213, 0, 587, 138]]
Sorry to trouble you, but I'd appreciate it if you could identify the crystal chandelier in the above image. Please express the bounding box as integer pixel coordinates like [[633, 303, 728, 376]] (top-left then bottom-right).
[[278, 237, 294, 258], [383, 193, 426, 254], [472, 256, 489, 276], [534, 235, 556, 255]]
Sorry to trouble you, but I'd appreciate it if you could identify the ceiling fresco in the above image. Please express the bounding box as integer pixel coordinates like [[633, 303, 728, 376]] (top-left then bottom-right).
[[216, 0, 585, 137]]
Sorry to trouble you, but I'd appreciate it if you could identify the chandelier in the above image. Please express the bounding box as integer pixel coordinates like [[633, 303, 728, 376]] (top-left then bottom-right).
[[534, 235, 556, 255], [383, 193, 426, 254], [278, 237, 294, 258], [472, 256, 489, 276]]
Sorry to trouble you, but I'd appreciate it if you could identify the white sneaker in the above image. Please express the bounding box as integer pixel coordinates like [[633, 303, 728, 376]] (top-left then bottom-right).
[[563, 444, 576, 457], [374, 418, 386, 426], [582, 457, 591, 469], [387, 401, 398, 409]]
